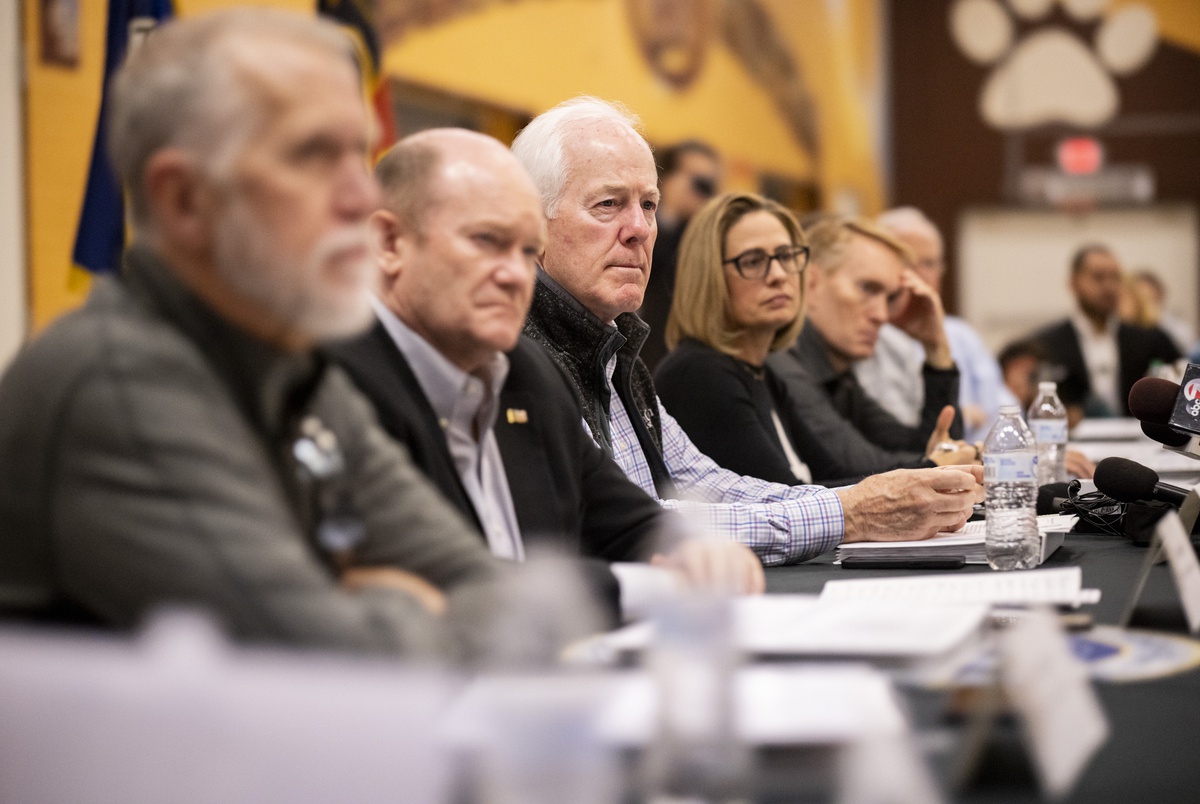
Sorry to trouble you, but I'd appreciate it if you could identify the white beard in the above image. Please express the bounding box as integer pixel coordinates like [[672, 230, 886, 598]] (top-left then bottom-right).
[[213, 199, 375, 343]]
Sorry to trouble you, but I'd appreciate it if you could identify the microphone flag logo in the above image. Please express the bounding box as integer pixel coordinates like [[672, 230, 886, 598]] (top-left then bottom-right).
[[1170, 364, 1200, 435], [1186, 379, 1200, 418]]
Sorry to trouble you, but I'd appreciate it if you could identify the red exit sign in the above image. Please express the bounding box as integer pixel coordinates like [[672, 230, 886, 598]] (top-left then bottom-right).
[[1057, 137, 1105, 175]]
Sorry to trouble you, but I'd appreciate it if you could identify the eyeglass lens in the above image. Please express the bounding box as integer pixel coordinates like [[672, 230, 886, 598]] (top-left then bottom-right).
[[734, 247, 808, 278]]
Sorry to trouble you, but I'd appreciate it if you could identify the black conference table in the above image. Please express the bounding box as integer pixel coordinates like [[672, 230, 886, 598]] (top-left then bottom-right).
[[761, 530, 1200, 803]]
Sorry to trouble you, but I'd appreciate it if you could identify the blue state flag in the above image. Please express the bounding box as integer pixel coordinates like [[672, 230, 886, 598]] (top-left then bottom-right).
[[71, 0, 173, 278]]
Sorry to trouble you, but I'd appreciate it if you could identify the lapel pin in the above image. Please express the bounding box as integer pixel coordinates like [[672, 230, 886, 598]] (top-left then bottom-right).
[[506, 408, 529, 424]]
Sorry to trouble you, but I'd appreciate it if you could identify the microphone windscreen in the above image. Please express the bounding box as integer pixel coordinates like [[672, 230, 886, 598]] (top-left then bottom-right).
[[1037, 482, 1073, 515], [1142, 421, 1192, 448], [1128, 377, 1179, 424], [1093, 457, 1159, 503]]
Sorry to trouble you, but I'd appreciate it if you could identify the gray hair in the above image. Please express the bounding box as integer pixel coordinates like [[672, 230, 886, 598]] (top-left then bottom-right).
[[511, 95, 645, 218], [875, 206, 941, 245], [374, 135, 443, 236], [107, 8, 357, 229]]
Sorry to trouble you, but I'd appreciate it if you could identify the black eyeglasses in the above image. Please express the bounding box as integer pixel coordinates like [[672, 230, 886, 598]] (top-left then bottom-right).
[[723, 245, 810, 281]]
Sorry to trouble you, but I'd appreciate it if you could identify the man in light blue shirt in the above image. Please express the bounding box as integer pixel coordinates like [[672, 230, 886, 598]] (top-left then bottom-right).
[[513, 97, 983, 565], [857, 207, 1010, 443]]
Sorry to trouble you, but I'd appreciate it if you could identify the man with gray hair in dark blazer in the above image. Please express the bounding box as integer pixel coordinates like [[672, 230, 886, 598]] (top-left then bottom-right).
[[327, 128, 764, 627]]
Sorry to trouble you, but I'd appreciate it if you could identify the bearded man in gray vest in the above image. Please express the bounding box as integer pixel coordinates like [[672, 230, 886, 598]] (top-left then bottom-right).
[[0, 9, 503, 659]]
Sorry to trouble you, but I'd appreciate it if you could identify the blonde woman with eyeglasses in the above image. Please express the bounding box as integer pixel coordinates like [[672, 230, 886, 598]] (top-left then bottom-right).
[[653, 193, 858, 486]]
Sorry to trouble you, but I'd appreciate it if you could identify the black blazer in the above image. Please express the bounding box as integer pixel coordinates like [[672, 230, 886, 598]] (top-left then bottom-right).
[[1032, 319, 1180, 416], [326, 324, 676, 623], [655, 339, 864, 487]]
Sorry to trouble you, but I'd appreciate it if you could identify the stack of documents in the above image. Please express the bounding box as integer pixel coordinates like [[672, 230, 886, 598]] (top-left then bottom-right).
[[581, 594, 989, 660], [820, 566, 1101, 608], [443, 663, 913, 749], [835, 514, 1077, 565], [598, 664, 909, 746]]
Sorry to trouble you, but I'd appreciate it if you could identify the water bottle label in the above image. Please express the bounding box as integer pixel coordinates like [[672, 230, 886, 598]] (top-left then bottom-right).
[[984, 453, 1038, 482], [1031, 420, 1067, 444]]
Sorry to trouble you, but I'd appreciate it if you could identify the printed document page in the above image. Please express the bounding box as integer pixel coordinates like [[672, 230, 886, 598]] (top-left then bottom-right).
[[820, 566, 1100, 608]]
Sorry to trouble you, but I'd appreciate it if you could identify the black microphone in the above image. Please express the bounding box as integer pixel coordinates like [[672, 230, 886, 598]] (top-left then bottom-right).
[[1128, 377, 1178, 425], [1128, 376, 1200, 457], [1036, 482, 1074, 515], [1142, 421, 1192, 448], [1093, 457, 1190, 506]]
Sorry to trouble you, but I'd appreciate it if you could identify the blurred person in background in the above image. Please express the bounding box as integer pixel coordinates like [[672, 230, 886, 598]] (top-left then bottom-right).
[[655, 193, 965, 486], [766, 217, 978, 478], [855, 207, 1009, 443], [1031, 244, 1179, 418], [639, 140, 721, 370], [998, 338, 1047, 412], [327, 129, 763, 624], [997, 339, 1095, 477], [1118, 273, 1153, 330], [0, 9, 506, 659], [1121, 269, 1196, 356]]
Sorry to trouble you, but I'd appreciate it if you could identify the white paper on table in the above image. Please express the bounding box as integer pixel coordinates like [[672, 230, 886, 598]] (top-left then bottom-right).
[[840, 732, 947, 804], [732, 595, 987, 657], [581, 595, 987, 659], [598, 664, 908, 746], [999, 609, 1109, 798], [440, 673, 622, 748], [1068, 417, 1144, 441], [820, 566, 1100, 608], [840, 525, 988, 551], [836, 515, 1077, 554]]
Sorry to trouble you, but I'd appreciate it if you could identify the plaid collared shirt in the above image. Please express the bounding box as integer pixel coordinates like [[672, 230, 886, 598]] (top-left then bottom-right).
[[604, 380, 845, 566]]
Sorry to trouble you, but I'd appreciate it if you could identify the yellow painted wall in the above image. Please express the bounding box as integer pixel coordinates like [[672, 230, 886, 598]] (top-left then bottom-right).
[[762, 0, 886, 215], [23, 0, 311, 332], [381, 0, 813, 181], [1124, 0, 1200, 55], [24, 0, 106, 330], [379, 0, 885, 209]]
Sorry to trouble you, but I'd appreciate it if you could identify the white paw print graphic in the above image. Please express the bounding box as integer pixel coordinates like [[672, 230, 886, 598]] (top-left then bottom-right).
[[950, 0, 1158, 129]]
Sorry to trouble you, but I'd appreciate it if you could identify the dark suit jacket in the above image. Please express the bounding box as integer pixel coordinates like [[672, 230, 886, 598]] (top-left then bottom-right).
[[655, 338, 864, 487], [1032, 319, 1181, 416], [327, 324, 678, 624]]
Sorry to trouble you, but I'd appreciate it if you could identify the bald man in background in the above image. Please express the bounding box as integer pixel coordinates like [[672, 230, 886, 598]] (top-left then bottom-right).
[[854, 207, 1010, 443]]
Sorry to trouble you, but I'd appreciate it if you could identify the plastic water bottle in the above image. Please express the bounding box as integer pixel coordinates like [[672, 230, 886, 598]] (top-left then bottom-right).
[[984, 406, 1040, 571], [1027, 381, 1068, 485], [642, 593, 750, 800]]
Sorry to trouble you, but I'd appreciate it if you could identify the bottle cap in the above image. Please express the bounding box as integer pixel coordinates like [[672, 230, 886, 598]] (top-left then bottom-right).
[[1038, 381, 1057, 393], [998, 405, 1021, 415]]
